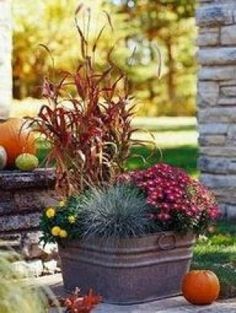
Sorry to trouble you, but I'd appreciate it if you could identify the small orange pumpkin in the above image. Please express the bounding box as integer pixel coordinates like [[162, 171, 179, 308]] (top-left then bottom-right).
[[182, 270, 220, 305], [0, 118, 36, 167]]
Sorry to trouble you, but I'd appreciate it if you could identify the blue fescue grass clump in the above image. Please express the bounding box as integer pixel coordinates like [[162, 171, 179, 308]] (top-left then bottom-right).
[[79, 184, 154, 240]]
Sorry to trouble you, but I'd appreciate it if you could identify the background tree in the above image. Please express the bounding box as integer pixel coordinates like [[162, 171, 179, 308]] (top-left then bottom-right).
[[13, 0, 197, 116], [111, 0, 197, 115]]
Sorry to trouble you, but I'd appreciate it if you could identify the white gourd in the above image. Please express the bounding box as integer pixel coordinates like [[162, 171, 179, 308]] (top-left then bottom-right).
[[0, 146, 7, 170]]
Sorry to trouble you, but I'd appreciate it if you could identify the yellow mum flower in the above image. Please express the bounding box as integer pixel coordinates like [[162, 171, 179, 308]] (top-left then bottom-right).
[[51, 226, 61, 237], [46, 207, 56, 218], [59, 229, 68, 238], [58, 200, 66, 207], [68, 215, 76, 224]]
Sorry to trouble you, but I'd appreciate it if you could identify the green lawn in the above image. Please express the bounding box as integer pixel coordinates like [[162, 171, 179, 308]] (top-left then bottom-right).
[[126, 145, 199, 177], [128, 118, 198, 176], [133, 116, 196, 132], [193, 221, 236, 296]]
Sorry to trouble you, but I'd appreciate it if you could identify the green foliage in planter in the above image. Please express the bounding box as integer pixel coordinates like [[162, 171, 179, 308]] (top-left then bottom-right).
[[79, 184, 156, 240], [41, 184, 156, 244], [40, 197, 83, 244]]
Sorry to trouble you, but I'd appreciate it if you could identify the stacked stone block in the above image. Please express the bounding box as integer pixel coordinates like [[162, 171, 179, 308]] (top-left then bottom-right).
[[0, 0, 12, 120], [197, 0, 236, 217], [0, 169, 59, 276]]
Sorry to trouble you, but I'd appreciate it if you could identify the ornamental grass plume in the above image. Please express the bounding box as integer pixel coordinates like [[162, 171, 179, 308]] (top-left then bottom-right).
[[0, 254, 61, 313], [119, 163, 220, 234], [28, 5, 147, 197]]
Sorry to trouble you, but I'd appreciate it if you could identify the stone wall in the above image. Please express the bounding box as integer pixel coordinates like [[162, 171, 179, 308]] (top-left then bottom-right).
[[197, 0, 236, 218], [0, 169, 60, 276], [0, 0, 12, 120]]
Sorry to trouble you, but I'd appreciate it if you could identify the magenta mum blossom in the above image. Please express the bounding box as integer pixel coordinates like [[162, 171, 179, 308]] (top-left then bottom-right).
[[120, 163, 220, 234]]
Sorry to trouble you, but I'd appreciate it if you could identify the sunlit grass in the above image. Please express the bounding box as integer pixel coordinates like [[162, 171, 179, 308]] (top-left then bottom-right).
[[193, 221, 236, 292], [132, 130, 198, 148], [126, 145, 199, 177], [133, 116, 196, 132], [11, 98, 43, 118]]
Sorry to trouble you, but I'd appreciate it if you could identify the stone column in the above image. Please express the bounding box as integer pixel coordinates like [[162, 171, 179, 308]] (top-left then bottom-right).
[[0, 0, 12, 120], [197, 0, 236, 218]]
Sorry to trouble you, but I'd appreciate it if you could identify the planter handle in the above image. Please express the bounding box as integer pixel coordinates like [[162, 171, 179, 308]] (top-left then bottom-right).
[[158, 232, 176, 250]]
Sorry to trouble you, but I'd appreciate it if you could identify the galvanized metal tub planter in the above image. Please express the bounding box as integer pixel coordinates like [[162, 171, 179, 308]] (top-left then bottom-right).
[[59, 231, 195, 304]]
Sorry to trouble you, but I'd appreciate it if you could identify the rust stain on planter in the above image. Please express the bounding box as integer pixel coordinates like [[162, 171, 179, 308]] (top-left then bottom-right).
[[59, 232, 195, 304]]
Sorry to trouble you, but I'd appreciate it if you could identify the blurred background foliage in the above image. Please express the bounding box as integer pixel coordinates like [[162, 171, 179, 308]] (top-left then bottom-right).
[[12, 0, 197, 116]]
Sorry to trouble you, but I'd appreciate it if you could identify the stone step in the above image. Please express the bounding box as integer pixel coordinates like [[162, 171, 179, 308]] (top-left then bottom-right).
[[49, 297, 236, 313], [36, 274, 236, 313], [0, 239, 21, 250]]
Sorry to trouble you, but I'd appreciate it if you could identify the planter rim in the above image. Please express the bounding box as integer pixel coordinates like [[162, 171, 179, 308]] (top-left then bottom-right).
[[63, 230, 194, 242], [59, 231, 195, 251]]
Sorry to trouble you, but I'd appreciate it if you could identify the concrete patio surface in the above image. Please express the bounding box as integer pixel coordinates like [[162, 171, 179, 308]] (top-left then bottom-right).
[[36, 274, 236, 313]]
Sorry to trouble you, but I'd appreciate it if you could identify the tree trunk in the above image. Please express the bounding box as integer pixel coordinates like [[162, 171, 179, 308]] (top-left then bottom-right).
[[166, 39, 175, 102], [13, 76, 22, 100]]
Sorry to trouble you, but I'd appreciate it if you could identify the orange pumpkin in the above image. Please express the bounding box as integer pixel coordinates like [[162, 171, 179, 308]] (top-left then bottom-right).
[[182, 270, 220, 305], [0, 118, 36, 167]]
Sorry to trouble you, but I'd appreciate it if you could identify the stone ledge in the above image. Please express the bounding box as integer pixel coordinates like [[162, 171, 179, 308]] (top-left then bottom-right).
[[0, 167, 57, 266], [0, 190, 56, 216], [0, 212, 41, 232], [0, 168, 55, 190]]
